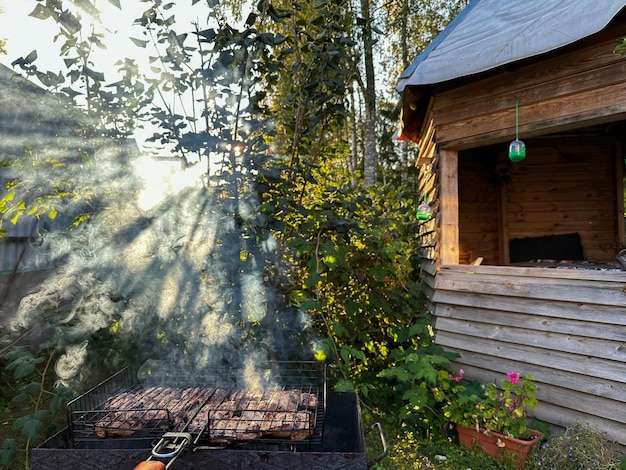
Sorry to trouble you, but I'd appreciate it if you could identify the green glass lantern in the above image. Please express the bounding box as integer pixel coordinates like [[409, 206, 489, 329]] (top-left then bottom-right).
[[508, 99, 526, 162], [417, 195, 432, 221], [509, 139, 526, 162]]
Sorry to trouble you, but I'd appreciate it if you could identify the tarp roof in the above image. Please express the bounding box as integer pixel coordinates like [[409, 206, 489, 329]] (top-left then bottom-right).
[[397, 0, 626, 92]]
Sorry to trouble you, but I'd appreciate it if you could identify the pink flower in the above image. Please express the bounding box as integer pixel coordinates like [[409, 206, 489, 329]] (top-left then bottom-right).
[[451, 368, 465, 382], [506, 372, 520, 385]]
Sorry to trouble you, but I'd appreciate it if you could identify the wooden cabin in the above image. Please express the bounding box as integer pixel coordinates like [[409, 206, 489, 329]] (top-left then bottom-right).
[[397, 0, 626, 443]]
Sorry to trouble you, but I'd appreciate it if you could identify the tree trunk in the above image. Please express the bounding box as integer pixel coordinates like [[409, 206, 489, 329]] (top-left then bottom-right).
[[399, 0, 409, 186], [360, 0, 378, 187]]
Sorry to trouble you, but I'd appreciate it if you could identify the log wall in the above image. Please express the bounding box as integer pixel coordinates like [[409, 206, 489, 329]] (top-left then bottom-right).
[[430, 15, 626, 149], [433, 264, 626, 444]]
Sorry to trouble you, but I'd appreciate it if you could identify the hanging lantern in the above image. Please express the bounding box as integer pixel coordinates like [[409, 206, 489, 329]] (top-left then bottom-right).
[[508, 99, 526, 162], [417, 195, 432, 221]]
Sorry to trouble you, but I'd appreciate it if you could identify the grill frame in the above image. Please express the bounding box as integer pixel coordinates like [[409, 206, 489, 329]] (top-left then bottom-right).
[[66, 361, 326, 450], [33, 391, 380, 470]]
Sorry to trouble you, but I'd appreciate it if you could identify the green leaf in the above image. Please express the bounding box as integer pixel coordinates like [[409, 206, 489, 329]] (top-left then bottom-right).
[[332, 322, 350, 339], [299, 299, 321, 312], [10, 212, 22, 225], [130, 37, 149, 48], [6, 353, 44, 379], [83, 67, 105, 82], [13, 410, 50, 440], [58, 10, 82, 34], [303, 272, 321, 288], [322, 254, 337, 269], [29, 5, 52, 20], [22, 382, 43, 395], [402, 387, 428, 407], [0, 439, 17, 468], [380, 366, 411, 382], [334, 380, 355, 392], [108, 0, 121, 9]]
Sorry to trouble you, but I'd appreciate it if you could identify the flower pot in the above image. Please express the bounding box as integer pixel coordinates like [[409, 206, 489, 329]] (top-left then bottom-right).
[[456, 424, 544, 469]]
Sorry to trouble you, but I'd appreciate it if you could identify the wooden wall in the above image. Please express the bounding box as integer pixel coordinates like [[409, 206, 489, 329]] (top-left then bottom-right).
[[505, 138, 620, 261], [457, 136, 623, 265], [458, 147, 500, 265], [433, 264, 626, 444], [429, 11, 626, 150]]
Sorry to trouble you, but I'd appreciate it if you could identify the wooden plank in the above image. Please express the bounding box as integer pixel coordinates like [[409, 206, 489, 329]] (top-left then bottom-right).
[[434, 272, 626, 305], [435, 304, 626, 341], [439, 149, 458, 264], [416, 119, 437, 166], [435, 58, 626, 127], [506, 209, 613, 223], [505, 200, 615, 213], [452, 364, 626, 436], [535, 401, 626, 445], [448, 354, 626, 404], [506, 221, 613, 232], [436, 316, 626, 362], [433, 290, 626, 326], [438, 102, 626, 150], [433, 34, 626, 112], [437, 264, 626, 282], [419, 259, 438, 276], [508, 188, 615, 203], [435, 331, 626, 384]]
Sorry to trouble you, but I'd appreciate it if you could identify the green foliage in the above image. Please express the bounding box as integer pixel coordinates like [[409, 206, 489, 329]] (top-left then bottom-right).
[[364, 414, 523, 470], [258, 151, 457, 434], [0, 348, 72, 469]]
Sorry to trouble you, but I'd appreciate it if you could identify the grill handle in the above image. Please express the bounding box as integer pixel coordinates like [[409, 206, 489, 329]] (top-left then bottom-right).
[[151, 432, 193, 460], [133, 432, 192, 470], [366, 422, 388, 468]]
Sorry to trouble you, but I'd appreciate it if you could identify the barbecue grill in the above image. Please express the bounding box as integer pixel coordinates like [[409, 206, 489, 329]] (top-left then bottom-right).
[[32, 361, 387, 469]]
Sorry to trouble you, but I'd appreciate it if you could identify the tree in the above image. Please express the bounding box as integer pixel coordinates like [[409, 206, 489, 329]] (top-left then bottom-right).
[[359, 0, 379, 187]]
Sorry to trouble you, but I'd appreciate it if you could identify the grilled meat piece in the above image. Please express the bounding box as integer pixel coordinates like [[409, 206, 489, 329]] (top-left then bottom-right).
[[91, 385, 319, 442]]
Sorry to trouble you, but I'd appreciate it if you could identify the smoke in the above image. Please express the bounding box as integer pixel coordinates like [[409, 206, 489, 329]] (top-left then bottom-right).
[[2, 1, 319, 391], [8, 144, 314, 389]]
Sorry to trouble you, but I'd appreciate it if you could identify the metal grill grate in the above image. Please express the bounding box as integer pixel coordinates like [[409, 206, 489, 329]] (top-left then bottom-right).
[[66, 361, 325, 449]]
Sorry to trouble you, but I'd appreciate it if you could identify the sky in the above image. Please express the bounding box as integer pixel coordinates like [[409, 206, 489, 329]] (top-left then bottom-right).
[[0, 1, 224, 171], [0, 1, 212, 206], [0, 1, 145, 73]]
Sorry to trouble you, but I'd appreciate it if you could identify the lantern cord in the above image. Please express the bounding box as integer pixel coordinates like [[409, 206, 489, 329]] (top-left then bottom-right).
[[515, 98, 519, 141]]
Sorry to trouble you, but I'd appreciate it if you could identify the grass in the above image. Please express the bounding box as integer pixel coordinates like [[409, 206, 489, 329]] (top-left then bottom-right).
[[365, 417, 626, 470]]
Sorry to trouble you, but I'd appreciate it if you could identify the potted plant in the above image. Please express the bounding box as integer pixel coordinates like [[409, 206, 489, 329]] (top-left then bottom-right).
[[443, 370, 543, 468]]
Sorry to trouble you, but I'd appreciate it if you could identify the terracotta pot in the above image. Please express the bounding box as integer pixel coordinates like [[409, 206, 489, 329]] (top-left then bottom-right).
[[456, 424, 544, 469]]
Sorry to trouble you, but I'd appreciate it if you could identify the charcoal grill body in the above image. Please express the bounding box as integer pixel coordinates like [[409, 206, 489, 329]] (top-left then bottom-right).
[[32, 392, 371, 469]]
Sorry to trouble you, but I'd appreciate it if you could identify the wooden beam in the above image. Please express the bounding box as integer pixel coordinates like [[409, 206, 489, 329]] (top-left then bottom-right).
[[436, 82, 626, 148], [439, 149, 459, 264], [616, 139, 625, 248]]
